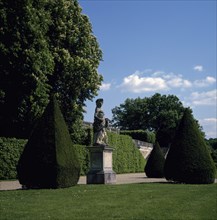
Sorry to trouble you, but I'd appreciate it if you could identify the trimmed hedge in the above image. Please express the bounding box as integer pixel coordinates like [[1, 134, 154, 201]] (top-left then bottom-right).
[[0, 132, 146, 180], [0, 138, 89, 180], [17, 96, 81, 188], [74, 128, 146, 174], [0, 137, 27, 180], [164, 108, 216, 184], [108, 132, 146, 174], [74, 144, 90, 176], [145, 142, 165, 178], [120, 130, 156, 144]]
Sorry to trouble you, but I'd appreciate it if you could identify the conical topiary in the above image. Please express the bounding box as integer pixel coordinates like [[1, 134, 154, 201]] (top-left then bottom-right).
[[164, 108, 216, 184], [17, 96, 80, 189], [144, 142, 165, 178]]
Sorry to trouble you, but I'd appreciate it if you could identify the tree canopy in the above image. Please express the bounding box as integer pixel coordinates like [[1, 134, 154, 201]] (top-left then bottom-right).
[[112, 93, 186, 148], [0, 0, 102, 141]]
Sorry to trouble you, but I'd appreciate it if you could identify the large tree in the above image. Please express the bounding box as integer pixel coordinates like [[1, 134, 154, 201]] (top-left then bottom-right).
[[0, 0, 102, 141], [46, 0, 102, 142], [0, 0, 54, 137], [112, 93, 186, 148]]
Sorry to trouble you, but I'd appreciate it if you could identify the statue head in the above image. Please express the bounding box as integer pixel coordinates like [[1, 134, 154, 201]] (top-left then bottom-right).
[[96, 98, 103, 108]]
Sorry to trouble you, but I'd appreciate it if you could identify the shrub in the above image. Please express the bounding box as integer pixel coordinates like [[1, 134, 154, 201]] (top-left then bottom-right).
[[0, 139, 89, 180], [206, 138, 217, 169], [206, 138, 217, 150], [0, 138, 27, 180], [210, 149, 217, 170], [74, 144, 90, 176], [120, 130, 156, 143], [1, 128, 146, 180], [145, 142, 165, 178], [17, 96, 80, 188], [80, 127, 93, 146], [108, 132, 146, 173], [164, 108, 216, 184]]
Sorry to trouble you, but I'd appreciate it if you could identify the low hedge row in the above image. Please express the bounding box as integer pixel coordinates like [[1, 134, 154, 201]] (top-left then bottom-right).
[[0, 137, 27, 180], [73, 144, 90, 176], [0, 133, 146, 180], [108, 132, 146, 174], [120, 130, 156, 144], [0, 138, 89, 180]]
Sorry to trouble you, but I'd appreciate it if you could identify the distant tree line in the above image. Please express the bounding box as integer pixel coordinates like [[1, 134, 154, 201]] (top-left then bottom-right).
[[206, 138, 217, 168], [112, 93, 205, 148]]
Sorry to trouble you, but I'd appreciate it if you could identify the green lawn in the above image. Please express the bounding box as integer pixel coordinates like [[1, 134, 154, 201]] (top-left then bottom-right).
[[0, 183, 216, 220]]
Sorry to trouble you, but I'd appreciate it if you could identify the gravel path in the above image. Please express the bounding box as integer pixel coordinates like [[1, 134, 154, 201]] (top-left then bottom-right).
[[0, 173, 167, 190], [1, 173, 216, 190]]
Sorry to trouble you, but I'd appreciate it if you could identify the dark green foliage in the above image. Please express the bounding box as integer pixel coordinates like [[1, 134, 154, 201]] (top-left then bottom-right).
[[112, 93, 186, 148], [210, 149, 217, 169], [1, 129, 145, 180], [206, 138, 217, 150], [80, 129, 146, 174], [17, 96, 80, 188], [73, 131, 146, 174], [46, 0, 103, 143], [0, 0, 53, 138], [206, 138, 217, 169], [79, 127, 93, 146], [0, 138, 27, 180], [73, 144, 90, 176], [108, 132, 146, 173], [145, 142, 165, 178], [120, 130, 156, 143], [0, 0, 102, 141], [164, 108, 216, 184], [0, 139, 89, 180]]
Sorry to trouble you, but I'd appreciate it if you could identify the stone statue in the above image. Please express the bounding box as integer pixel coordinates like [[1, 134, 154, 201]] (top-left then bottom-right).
[[93, 98, 109, 146]]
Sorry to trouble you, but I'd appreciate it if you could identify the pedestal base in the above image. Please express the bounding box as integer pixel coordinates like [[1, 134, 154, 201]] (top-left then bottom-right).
[[87, 170, 116, 184], [87, 145, 116, 184]]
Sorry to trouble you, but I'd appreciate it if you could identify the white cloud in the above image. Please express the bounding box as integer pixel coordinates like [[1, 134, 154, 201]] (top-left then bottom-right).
[[193, 76, 216, 87], [201, 118, 217, 124], [190, 89, 217, 106], [118, 71, 192, 93], [152, 71, 165, 76], [199, 118, 217, 138], [193, 65, 203, 72], [100, 82, 111, 91], [163, 73, 192, 88], [118, 70, 216, 93], [119, 72, 168, 93]]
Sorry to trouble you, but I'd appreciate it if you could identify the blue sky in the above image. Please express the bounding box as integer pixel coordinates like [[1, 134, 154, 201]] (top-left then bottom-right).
[[78, 0, 217, 139]]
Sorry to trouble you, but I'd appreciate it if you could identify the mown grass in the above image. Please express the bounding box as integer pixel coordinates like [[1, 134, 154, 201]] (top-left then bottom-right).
[[0, 183, 216, 220]]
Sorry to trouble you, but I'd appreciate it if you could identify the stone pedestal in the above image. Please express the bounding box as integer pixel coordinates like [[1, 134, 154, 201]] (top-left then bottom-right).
[[87, 145, 116, 184]]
